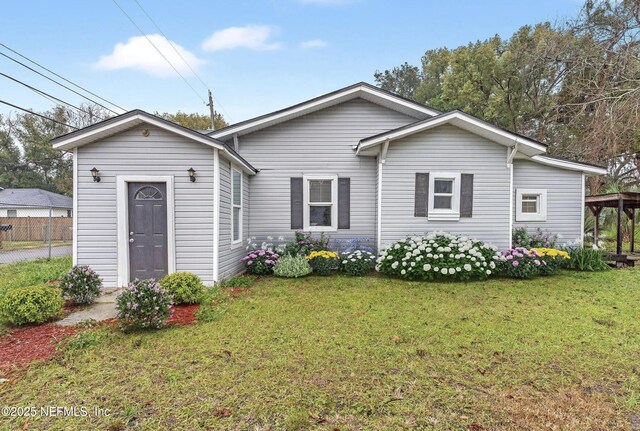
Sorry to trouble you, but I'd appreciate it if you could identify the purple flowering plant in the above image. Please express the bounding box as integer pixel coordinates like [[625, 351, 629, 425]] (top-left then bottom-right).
[[58, 265, 103, 305], [241, 249, 280, 275], [116, 278, 173, 331], [500, 247, 545, 279]]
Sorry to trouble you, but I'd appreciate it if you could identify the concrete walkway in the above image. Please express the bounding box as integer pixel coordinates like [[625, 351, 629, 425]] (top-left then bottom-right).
[[56, 290, 120, 326], [0, 245, 72, 264]]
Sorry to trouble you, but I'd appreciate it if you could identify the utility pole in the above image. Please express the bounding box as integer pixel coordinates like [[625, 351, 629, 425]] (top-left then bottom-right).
[[207, 89, 215, 131]]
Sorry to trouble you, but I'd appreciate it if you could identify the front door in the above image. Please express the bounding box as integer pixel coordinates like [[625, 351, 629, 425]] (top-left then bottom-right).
[[128, 182, 168, 281]]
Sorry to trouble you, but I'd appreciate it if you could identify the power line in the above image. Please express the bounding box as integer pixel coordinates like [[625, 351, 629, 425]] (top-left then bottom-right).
[[0, 72, 108, 121], [132, 0, 207, 90], [111, 0, 207, 105], [130, 0, 233, 123], [0, 99, 79, 130], [0, 51, 121, 116], [0, 42, 126, 113]]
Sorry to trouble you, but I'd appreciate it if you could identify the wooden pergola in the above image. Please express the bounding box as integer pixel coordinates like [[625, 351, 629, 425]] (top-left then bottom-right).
[[585, 192, 640, 264]]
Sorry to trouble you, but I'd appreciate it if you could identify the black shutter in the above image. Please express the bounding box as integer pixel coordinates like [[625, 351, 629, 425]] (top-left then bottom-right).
[[414, 173, 429, 217], [338, 177, 350, 229], [290, 177, 303, 229], [460, 173, 474, 218]]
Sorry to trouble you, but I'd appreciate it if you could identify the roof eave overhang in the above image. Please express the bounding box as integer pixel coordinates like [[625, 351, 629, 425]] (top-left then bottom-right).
[[356, 112, 547, 157], [51, 112, 257, 174], [209, 84, 440, 140], [530, 155, 607, 175]]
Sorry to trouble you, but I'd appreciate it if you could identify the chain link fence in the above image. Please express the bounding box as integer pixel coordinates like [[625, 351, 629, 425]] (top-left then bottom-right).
[[0, 202, 73, 264]]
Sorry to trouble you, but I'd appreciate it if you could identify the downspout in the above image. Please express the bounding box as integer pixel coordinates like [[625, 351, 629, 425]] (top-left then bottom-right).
[[72, 148, 78, 265], [376, 139, 389, 252]]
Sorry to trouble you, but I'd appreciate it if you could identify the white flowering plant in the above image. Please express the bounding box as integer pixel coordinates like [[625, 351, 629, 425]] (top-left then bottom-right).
[[376, 232, 500, 281], [341, 250, 376, 276]]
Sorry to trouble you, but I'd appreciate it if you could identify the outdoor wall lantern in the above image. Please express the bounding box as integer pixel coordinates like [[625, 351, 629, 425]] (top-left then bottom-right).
[[90, 167, 101, 183], [188, 167, 196, 182]]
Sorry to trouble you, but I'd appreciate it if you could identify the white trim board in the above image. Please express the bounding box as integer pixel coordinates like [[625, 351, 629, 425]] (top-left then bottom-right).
[[212, 149, 220, 283], [116, 175, 176, 287], [530, 155, 607, 175], [72, 148, 78, 265]]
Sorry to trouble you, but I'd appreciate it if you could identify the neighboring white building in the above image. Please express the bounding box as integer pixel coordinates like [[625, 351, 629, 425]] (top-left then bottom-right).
[[0, 188, 73, 217]]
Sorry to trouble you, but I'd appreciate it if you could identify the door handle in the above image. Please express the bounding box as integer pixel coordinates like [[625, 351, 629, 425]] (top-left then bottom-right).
[[129, 231, 134, 236], [129, 238, 134, 243]]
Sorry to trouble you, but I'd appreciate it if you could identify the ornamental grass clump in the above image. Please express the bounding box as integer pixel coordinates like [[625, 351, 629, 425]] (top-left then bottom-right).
[[501, 247, 544, 279], [532, 247, 571, 275], [240, 249, 280, 275], [567, 246, 610, 271], [58, 265, 103, 305], [273, 255, 312, 278], [116, 279, 173, 331], [376, 232, 500, 281], [306, 250, 340, 275], [341, 250, 376, 276]]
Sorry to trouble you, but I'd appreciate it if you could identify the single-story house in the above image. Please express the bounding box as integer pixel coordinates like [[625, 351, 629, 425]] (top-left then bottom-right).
[[50, 82, 606, 287], [0, 188, 73, 217]]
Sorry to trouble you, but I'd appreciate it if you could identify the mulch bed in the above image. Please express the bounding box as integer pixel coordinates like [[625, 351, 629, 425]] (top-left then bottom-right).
[[168, 304, 200, 326], [0, 324, 76, 376], [0, 303, 201, 378]]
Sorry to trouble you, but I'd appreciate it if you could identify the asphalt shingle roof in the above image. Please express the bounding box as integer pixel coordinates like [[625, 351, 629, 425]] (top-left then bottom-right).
[[0, 188, 72, 209]]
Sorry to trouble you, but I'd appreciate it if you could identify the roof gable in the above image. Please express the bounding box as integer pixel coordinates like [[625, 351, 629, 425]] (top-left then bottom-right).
[[209, 82, 440, 140], [357, 110, 547, 157], [50, 110, 257, 174]]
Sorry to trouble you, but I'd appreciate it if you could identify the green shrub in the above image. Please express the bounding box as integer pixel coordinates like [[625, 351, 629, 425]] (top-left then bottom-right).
[[273, 255, 312, 278], [341, 250, 376, 276], [306, 250, 340, 275], [58, 265, 103, 305], [159, 272, 205, 305], [0, 284, 64, 325], [116, 279, 173, 331], [567, 247, 610, 271], [377, 233, 500, 281], [284, 231, 329, 256]]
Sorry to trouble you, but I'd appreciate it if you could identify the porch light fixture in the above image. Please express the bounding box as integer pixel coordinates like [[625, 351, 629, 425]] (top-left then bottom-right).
[[90, 167, 101, 183], [188, 167, 196, 182]]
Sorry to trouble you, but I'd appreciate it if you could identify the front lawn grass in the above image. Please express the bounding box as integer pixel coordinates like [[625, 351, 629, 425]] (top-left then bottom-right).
[[1, 269, 639, 430]]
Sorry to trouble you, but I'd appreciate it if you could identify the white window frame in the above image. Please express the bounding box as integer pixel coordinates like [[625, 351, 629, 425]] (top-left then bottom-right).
[[303, 174, 338, 232], [231, 165, 243, 247], [515, 188, 547, 221], [428, 172, 460, 221]]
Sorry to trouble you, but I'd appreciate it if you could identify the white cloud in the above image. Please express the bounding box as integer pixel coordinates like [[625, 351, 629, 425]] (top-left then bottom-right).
[[202, 25, 282, 52], [299, 39, 328, 49], [94, 35, 204, 77]]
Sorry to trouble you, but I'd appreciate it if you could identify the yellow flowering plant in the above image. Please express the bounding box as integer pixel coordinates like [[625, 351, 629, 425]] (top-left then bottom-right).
[[531, 247, 570, 275], [306, 250, 340, 275]]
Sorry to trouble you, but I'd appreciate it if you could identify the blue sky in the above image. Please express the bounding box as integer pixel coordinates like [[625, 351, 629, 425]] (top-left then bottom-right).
[[1, 0, 583, 124]]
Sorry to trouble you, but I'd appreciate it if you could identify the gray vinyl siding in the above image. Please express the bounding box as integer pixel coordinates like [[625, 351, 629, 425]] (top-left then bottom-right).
[[233, 98, 418, 245], [76, 125, 214, 287], [218, 157, 250, 280], [381, 124, 511, 249], [513, 160, 583, 244]]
